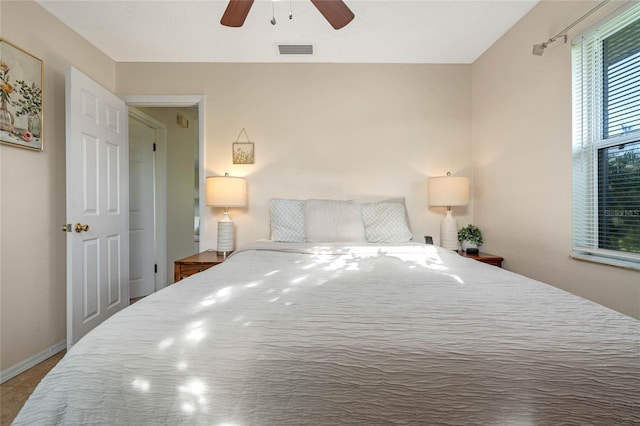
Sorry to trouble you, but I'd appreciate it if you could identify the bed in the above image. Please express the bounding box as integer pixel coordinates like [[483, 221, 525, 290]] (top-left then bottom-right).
[[14, 200, 640, 425]]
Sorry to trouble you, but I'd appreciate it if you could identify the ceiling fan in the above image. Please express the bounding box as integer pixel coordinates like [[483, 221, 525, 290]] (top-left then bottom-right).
[[221, 0, 355, 30]]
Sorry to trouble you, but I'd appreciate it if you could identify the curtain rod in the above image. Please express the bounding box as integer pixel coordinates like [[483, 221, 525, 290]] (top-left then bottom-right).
[[532, 0, 611, 56]]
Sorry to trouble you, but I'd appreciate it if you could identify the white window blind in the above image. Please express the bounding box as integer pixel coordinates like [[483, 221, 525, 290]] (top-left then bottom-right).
[[572, 3, 640, 268]]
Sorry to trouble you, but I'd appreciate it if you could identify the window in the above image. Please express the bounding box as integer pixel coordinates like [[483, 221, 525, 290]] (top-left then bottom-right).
[[572, 3, 640, 268]]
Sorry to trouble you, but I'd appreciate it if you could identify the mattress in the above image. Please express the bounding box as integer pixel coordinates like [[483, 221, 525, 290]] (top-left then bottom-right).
[[14, 242, 640, 425]]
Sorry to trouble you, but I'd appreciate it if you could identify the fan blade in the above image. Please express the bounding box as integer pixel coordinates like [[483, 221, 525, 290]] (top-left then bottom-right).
[[220, 0, 254, 27], [310, 0, 354, 30]]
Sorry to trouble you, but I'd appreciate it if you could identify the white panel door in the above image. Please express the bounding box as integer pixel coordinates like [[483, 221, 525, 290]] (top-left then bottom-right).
[[66, 66, 129, 349], [129, 117, 156, 298]]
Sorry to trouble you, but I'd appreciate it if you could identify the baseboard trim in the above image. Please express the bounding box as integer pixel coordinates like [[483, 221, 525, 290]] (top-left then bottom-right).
[[0, 340, 66, 384]]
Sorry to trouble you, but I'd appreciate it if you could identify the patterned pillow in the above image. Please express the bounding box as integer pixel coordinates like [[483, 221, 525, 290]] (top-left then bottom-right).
[[269, 199, 305, 242], [361, 201, 413, 243], [305, 199, 366, 243]]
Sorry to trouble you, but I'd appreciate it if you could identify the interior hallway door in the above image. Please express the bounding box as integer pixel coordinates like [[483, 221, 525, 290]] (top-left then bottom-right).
[[129, 116, 156, 298]]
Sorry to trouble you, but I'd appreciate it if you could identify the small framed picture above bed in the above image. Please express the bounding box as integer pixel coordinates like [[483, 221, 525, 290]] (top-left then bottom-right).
[[232, 128, 254, 164], [232, 142, 254, 164]]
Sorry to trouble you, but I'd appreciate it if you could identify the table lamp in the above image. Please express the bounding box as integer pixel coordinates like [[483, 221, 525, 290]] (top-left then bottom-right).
[[428, 172, 470, 250], [206, 173, 247, 258]]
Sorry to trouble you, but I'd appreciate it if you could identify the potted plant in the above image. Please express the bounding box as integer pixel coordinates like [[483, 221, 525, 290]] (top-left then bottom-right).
[[458, 224, 483, 253]]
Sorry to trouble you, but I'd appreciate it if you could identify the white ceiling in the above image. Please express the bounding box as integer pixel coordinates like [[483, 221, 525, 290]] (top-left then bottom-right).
[[36, 0, 539, 64]]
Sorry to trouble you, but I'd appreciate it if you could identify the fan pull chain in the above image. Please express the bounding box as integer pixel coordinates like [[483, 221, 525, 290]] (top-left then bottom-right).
[[289, 0, 293, 19], [270, 0, 276, 25]]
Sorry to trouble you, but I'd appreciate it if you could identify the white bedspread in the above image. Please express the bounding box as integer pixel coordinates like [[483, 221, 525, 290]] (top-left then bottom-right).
[[14, 243, 640, 425]]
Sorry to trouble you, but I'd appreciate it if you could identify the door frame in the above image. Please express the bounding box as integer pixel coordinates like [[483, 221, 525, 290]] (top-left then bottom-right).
[[121, 95, 207, 269], [128, 106, 167, 292]]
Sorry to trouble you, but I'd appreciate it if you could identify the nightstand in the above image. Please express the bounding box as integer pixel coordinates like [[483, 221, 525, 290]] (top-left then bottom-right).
[[458, 250, 504, 268], [174, 250, 225, 282]]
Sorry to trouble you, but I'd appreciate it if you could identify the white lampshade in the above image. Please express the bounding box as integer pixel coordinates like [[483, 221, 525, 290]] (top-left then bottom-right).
[[428, 173, 470, 251], [206, 175, 247, 208], [428, 174, 470, 207]]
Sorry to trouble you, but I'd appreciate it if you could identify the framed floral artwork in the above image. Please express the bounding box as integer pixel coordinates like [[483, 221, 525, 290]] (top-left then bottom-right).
[[0, 39, 44, 151], [233, 142, 254, 164], [232, 128, 255, 164]]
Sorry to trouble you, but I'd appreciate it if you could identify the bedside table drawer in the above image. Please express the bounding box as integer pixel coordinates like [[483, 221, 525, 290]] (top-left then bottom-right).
[[174, 251, 226, 282], [177, 263, 214, 279]]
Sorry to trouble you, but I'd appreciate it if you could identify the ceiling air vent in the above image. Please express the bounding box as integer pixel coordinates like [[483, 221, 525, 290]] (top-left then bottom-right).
[[278, 44, 314, 55]]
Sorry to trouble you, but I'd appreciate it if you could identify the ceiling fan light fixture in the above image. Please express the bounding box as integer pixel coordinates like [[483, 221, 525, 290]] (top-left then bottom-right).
[[220, 0, 353, 29]]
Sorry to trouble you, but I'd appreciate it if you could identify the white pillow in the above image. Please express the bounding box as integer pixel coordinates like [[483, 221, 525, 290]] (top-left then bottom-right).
[[361, 201, 413, 243], [269, 199, 305, 242], [305, 199, 366, 243]]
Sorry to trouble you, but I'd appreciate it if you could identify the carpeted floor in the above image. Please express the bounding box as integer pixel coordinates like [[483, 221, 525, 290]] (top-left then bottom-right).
[[1, 297, 145, 425]]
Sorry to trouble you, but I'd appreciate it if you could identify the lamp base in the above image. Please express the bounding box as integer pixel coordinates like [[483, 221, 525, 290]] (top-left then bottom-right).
[[217, 214, 234, 256], [216, 250, 233, 259], [440, 210, 459, 250]]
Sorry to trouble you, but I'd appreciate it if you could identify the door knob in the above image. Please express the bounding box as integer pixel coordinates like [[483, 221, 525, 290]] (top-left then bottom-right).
[[74, 223, 90, 233]]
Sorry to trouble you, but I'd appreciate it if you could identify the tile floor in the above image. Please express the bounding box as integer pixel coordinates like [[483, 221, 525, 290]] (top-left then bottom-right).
[[1, 350, 65, 425]]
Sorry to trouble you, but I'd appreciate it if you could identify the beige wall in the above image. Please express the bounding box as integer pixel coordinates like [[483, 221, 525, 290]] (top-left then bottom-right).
[[471, 0, 639, 318], [116, 63, 473, 250], [0, 0, 116, 370]]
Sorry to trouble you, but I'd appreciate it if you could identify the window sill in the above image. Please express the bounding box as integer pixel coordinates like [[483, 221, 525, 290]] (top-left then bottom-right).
[[571, 254, 640, 271]]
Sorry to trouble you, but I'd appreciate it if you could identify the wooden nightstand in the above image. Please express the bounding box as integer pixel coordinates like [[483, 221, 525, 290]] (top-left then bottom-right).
[[458, 251, 504, 268], [174, 250, 225, 282]]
